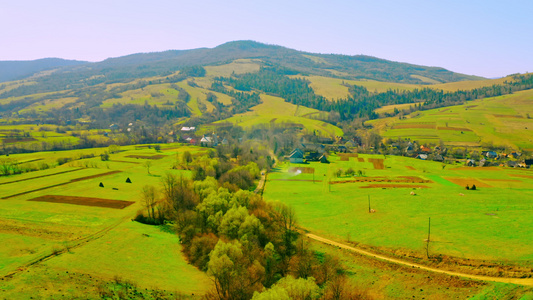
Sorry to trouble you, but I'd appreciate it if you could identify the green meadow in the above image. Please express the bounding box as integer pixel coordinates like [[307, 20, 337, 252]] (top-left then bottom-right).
[[0, 144, 210, 296], [213, 94, 344, 137], [264, 154, 533, 263]]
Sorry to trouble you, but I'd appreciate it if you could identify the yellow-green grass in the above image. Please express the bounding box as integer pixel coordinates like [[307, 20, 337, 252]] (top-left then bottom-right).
[[0, 124, 114, 149], [430, 75, 519, 92], [410, 74, 442, 84], [204, 59, 262, 77], [0, 79, 37, 94], [43, 221, 211, 293], [18, 97, 78, 114], [308, 239, 524, 299], [264, 154, 533, 263], [0, 144, 209, 295], [291, 76, 420, 100], [368, 89, 533, 149], [212, 94, 343, 137], [374, 102, 421, 115], [100, 81, 232, 115]]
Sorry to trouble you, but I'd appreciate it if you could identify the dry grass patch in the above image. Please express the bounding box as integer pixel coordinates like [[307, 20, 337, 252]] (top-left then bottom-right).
[[360, 184, 430, 189], [288, 167, 314, 174], [368, 158, 384, 169]]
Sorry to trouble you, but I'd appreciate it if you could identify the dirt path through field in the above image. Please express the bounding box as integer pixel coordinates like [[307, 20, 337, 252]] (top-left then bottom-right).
[[307, 233, 533, 286]]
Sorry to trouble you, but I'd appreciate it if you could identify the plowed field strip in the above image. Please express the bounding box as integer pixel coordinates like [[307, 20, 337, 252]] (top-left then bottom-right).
[[1, 171, 122, 199], [28, 195, 134, 209]]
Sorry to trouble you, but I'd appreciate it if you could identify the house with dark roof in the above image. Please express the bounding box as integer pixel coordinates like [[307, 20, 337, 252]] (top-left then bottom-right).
[[289, 148, 304, 163], [485, 151, 498, 159], [319, 154, 330, 164]]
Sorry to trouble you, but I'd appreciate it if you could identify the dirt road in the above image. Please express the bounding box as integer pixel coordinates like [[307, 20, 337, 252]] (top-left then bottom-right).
[[307, 233, 533, 286]]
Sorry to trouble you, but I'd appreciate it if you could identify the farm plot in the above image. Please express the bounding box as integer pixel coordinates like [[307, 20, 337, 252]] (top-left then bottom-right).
[[0, 144, 210, 296], [28, 195, 135, 209], [265, 154, 533, 262]]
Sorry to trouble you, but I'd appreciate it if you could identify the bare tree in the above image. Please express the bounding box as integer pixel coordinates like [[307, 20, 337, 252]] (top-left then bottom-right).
[[143, 160, 152, 174], [141, 185, 158, 221]]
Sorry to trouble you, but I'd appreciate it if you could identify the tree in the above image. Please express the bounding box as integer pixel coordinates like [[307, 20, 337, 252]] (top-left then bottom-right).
[[208, 240, 262, 300], [0, 157, 15, 175], [144, 160, 152, 174], [252, 275, 319, 300], [183, 151, 192, 166], [141, 185, 158, 221]]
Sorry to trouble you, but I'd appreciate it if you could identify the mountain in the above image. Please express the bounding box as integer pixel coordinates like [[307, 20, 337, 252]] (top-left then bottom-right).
[[84, 40, 484, 83], [0, 58, 88, 83], [0, 41, 483, 88]]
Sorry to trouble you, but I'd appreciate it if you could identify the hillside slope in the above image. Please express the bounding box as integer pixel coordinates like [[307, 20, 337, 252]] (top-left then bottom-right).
[[0, 58, 87, 83], [0, 41, 484, 99]]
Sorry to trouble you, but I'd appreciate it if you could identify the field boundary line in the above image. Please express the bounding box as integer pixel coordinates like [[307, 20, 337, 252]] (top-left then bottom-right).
[[0, 168, 83, 186], [306, 233, 533, 286], [1, 170, 122, 199]]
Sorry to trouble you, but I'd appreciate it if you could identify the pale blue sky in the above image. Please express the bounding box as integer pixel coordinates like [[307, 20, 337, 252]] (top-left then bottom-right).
[[1, 0, 532, 78]]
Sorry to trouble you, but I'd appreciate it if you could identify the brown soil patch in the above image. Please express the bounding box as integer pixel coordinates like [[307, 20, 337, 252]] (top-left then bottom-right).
[[340, 156, 349, 161], [28, 195, 134, 209], [358, 158, 365, 162], [392, 123, 435, 129], [509, 174, 533, 179], [288, 167, 314, 174], [465, 105, 478, 108], [270, 118, 277, 123], [360, 184, 430, 189], [443, 177, 492, 187], [481, 178, 521, 182], [368, 158, 384, 169], [405, 166, 415, 170], [439, 108, 450, 112], [493, 114, 524, 118], [125, 155, 166, 159], [1, 170, 122, 199], [437, 127, 472, 132], [331, 176, 431, 184]]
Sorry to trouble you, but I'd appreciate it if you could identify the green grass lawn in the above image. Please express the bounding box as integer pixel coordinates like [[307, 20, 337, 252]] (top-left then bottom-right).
[[265, 154, 533, 262]]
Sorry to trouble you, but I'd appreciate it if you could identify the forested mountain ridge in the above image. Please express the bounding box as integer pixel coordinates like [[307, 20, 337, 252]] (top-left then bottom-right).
[[0, 58, 87, 83], [0, 40, 482, 89]]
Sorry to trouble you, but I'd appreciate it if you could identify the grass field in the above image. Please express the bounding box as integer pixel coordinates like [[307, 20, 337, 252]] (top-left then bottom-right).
[[291, 76, 420, 101], [0, 144, 210, 297], [264, 154, 533, 263], [212, 94, 343, 137], [368, 88, 533, 149]]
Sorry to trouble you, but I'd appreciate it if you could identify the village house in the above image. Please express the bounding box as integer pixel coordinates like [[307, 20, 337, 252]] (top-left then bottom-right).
[[289, 148, 305, 163]]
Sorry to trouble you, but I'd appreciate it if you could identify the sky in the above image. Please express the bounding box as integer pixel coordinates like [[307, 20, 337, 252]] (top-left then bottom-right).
[[1, 0, 532, 78]]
